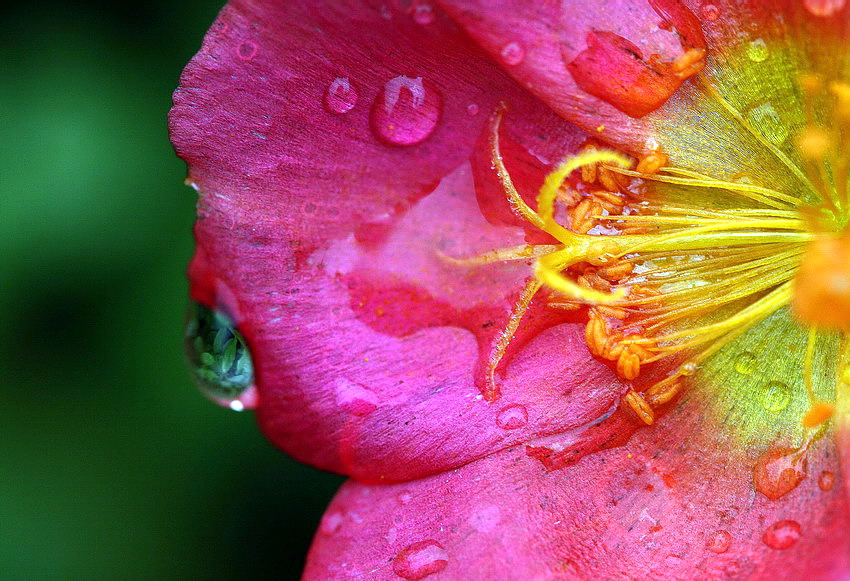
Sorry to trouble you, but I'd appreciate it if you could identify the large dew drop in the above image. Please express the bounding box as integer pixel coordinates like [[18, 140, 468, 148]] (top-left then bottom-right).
[[184, 301, 255, 409], [392, 540, 449, 580], [753, 447, 807, 500], [370, 76, 442, 146], [762, 520, 801, 550]]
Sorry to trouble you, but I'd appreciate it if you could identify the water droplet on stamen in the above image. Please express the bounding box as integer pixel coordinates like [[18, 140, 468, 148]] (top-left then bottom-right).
[[753, 447, 807, 500], [734, 351, 757, 375], [500, 42, 525, 66], [746, 38, 769, 62], [762, 520, 801, 549], [761, 381, 792, 412], [818, 471, 835, 491], [370, 76, 442, 146], [393, 540, 449, 580], [185, 301, 255, 409], [706, 529, 732, 553], [496, 404, 529, 430], [701, 3, 720, 21], [324, 77, 358, 114]]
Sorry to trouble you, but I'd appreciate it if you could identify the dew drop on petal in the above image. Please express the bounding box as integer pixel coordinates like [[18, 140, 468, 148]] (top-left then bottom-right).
[[761, 381, 792, 412], [803, 0, 847, 17], [324, 77, 358, 114], [466, 103, 479, 116], [319, 510, 345, 535], [706, 530, 732, 554], [747, 102, 788, 145], [701, 3, 720, 21], [412, 3, 435, 25], [746, 38, 769, 62], [236, 40, 258, 61], [393, 540, 449, 580], [753, 447, 807, 500], [500, 41, 525, 66], [496, 403, 528, 430], [763, 520, 802, 550], [370, 75, 442, 146], [335, 377, 379, 416], [734, 351, 757, 375], [818, 471, 835, 491], [397, 491, 413, 505], [185, 301, 255, 409]]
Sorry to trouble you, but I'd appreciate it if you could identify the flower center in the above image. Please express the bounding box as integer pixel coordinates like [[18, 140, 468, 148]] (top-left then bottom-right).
[[458, 100, 849, 429]]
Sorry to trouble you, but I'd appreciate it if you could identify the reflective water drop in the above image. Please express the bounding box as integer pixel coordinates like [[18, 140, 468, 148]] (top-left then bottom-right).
[[747, 102, 789, 145], [734, 351, 757, 375], [397, 491, 413, 504], [370, 76, 442, 146], [319, 510, 345, 535], [393, 540, 449, 580], [762, 520, 801, 550], [761, 381, 791, 412], [236, 40, 258, 61], [804, 0, 847, 16], [500, 41, 525, 66], [701, 3, 720, 21], [185, 301, 255, 408], [496, 403, 529, 430], [412, 3, 435, 24], [818, 471, 835, 491], [466, 103, 480, 116], [324, 77, 358, 114], [746, 38, 769, 62], [753, 447, 807, 500], [706, 529, 732, 554]]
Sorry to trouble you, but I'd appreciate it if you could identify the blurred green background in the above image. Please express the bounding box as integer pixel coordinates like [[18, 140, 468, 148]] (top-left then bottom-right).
[[1, 2, 343, 578]]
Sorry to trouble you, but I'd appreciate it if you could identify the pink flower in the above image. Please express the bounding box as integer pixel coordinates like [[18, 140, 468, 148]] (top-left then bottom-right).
[[170, 1, 850, 578]]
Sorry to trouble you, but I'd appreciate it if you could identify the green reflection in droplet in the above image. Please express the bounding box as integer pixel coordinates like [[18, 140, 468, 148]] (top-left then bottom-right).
[[746, 38, 769, 62], [734, 351, 757, 375], [184, 301, 253, 401], [761, 381, 792, 413]]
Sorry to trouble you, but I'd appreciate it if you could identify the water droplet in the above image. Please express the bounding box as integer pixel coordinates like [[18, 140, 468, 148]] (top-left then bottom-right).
[[412, 2, 435, 24], [753, 447, 807, 500], [185, 301, 255, 408], [500, 42, 525, 66], [324, 77, 358, 114], [680, 362, 698, 376], [236, 40, 258, 61], [734, 351, 757, 375], [644, 136, 660, 152], [397, 491, 413, 504], [761, 381, 792, 412], [818, 470, 835, 491], [466, 103, 479, 116], [496, 403, 528, 430], [370, 76, 442, 146], [706, 529, 732, 554], [746, 38, 769, 62], [319, 510, 345, 535], [803, 0, 846, 17], [393, 540, 449, 580], [747, 102, 789, 145], [762, 520, 801, 550], [335, 378, 379, 416], [701, 3, 720, 21]]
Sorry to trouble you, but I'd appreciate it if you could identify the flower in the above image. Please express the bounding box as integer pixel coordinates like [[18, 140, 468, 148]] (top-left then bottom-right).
[[169, 0, 850, 578]]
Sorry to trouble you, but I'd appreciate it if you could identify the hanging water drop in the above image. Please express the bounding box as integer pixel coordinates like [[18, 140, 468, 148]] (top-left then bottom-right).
[[324, 77, 358, 114], [184, 301, 255, 409], [734, 351, 757, 375], [761, 381, 792, 412], [500, 42, 525, 66], [746, 38, 769, 62], [705, 529, 732, 554], [762, 520, 801, 549], [393, 540, 449, 580], [370, 75, 442, 146]]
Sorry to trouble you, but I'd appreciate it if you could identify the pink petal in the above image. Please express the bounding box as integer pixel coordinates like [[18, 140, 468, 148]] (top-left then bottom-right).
[[305, 386, 850, 579], [171, 0, 631, 480]]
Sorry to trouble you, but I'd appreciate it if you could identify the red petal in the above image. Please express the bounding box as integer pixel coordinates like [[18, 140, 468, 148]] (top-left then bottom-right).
[[171, 0, 630, 480], [305, 388, 850, 579]]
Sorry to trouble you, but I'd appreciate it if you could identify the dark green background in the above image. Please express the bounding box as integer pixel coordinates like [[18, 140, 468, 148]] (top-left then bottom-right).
[[1, 2, 343, 578]]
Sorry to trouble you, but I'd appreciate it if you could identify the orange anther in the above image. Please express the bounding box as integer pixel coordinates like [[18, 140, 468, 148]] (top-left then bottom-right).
[[596, 305, 627, 319], [585, 310, 609, 357], [624, 389, 655, 425], [617, 350, 642, 380], [645, 380, 683, 407], [672, 48, 706, 79], [802, 401, 835, 428], [636, 152, 668, 175], [557, 186, 582, 207], [597, 261, 634, 282], [570, 198, 601, 234], [598, 166, 622, 193]]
